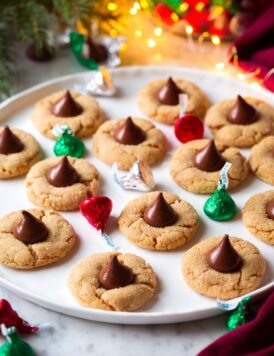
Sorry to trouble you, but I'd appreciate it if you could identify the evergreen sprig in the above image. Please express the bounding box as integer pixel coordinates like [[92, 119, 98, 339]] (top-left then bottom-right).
[[0, 0, 93, 100]]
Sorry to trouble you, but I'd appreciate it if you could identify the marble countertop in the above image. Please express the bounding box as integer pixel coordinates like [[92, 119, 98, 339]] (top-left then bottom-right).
[[0, 43, 229, 356]]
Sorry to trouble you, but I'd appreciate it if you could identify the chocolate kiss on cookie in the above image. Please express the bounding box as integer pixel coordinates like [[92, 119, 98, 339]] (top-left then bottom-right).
[[46, 156, 79, 187], [81, 37, 108, 63], [0, 126, 23, 155], [158, 77, 184, 106], [114, 117, 146, 145], [99, 255, 134, 290], [266, 199, 274, 220], [207, 234, 242, 273], [193, 139, 226, 172], [227, 95, 258, 125], [13, 210, 48, 244], [144, 192, 177, 227], [51, 91, 83, 117]]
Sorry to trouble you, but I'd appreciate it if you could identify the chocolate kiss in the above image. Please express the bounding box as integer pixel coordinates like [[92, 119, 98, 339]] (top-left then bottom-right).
[[227, 95, 258, 125], [13, 211, 48, 244], [207, 234, 242, 273], [114, 117, 146, 145], [0, 126, 23, 155], [144, 192, 177, 228], [266, 199, 274, 220], [158, 77, 184, 106], [99, 255, 134, 290], [46, 156, 79, 187], [51, 91, 83, 117], [193, 139, 226, 172], [81, 38, 108, 63]]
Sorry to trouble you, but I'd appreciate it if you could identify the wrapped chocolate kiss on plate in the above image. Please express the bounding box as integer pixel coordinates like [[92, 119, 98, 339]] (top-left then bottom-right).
[[112, 160, 155, 192]]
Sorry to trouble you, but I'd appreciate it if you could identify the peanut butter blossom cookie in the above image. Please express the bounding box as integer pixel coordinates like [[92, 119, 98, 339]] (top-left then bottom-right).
[[92, 116, 167, 170], [205, 95, 274, 148], [249, 135, 274, 185], [0, 126, 40, 179], [32, 90, 104, 138], [26, 156, 99, 211], [68, 253, 157, 311], [118, 191, 198, 250], [137, 77, 209, 125], [242, 191, 274, 245], [170, 139, 249, 193], [0, 209, 76, 269], [182, 235, 266, 300]]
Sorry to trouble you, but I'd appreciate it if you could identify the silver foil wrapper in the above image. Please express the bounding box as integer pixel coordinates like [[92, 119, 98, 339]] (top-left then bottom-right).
[[75, 66, 116, 97], [112, 161, 155, 192]]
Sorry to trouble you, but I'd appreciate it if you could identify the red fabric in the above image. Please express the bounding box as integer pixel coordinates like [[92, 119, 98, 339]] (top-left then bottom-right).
[[198, 291, 274, 356], [231, 2, 274, 92]]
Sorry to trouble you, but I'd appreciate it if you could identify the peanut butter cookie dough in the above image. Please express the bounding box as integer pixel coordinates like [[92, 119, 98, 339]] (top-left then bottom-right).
[[249, 136, 274, 185], [92, 117, 167, 170], [26, 156, 100, 211], [137, 77, 209, 125], [118, 191, 198, 251], [170, 139, 249, 194], [182, 235, 266, 300], [0, 209, 76, 269], [242, 191, 274, 245], [205, 96, 274, 149], [0, 127, 41, 179], [68, 252, 157, 311], [32, 90, 104, 139]]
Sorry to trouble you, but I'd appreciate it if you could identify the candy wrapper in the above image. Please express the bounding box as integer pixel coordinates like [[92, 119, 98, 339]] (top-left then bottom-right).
[[0, 299, 38, 335], [80, 196, 118, 250], [204, 162, 237, 221], [226, 297, 255, 331], [174, 94, 204, 144], [52, 125, 85, 158], [70, 31, 125, 69], [75, 67, 116, 97], [112, 160, 155, 192], [0, 325, 34, 356]]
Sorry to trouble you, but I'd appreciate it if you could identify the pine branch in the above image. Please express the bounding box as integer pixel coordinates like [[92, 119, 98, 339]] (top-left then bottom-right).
[[0, 31, 13, 100], [53, 0, 93, 25]]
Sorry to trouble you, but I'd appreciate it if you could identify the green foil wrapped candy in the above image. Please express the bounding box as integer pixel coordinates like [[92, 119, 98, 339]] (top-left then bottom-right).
[[0, 326, 34, 356], [227, 297, 255, 331], [70, 32, 99, 70], [204, 182, 237, 221], [54, 129, 85, 158]]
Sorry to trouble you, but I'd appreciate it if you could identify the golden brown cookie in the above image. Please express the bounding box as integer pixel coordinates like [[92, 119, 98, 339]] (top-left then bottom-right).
[[68, 252, 157, 311], [118, 191, 198, 251], [249, 136, 274, 185], [137, 78, 209, 125], [205, 96, 274, 148], [182, 236, 266, 300], [25, 156, 100, 211], [0, 127, 41, 179], [0, 209, 76, 269], [170, 139, 249, 194], [32, 90, 104, 139], [242, 191, 274, 245], [92, 117, 167, 170]]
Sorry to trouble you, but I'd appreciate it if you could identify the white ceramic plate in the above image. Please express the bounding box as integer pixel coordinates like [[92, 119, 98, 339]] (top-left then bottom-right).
[[0, 66, 273, 325]]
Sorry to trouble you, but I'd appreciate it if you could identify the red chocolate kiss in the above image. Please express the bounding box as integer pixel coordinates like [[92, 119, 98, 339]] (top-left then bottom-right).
[[81, 37, 108, 63], [193, 139, 226, 172], [51, 91, 83, 117], [0, 126, 23, 155], [99, 255, 134, 290], [114, 117, 146, 145], [158, 77, 184, 106], [266, 199, 274, 220], [227, 95, 258, 125], [46, 156, 79, 187], [143, 192, 177, 228], [207, 234, 242, 273], [13, 210, 48, 244]]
